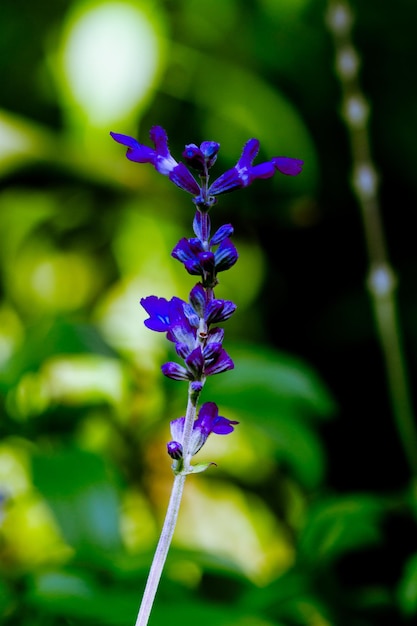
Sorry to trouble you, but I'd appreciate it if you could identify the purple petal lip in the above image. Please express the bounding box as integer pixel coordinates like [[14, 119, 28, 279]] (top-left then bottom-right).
[[140, 296, 171, 331], [161, 362, 190, 381], [273, 157, 304, 176], [110, 132, 156, 164], [169, 163, 200, 194], [196, 402, 239, 436]]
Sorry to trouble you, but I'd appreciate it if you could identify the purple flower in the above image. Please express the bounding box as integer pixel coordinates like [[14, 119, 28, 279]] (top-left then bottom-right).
[[185, 283, 236, 325], [171, 236, 238, 287], [207, 138, 304, 197], [161, 341, 234, 382], [110, 126, 303, 209], [140, 295, 186, 332], [110, 127, 200, 196], [141, 290, 234, 382], [167, 402, 238, 458]]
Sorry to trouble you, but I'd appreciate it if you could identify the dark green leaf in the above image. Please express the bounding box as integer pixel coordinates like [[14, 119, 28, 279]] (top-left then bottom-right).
[[32, 448, 122, 555]]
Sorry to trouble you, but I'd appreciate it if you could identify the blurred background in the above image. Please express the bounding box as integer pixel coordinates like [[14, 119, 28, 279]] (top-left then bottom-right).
[[1, 0, 417, 624]]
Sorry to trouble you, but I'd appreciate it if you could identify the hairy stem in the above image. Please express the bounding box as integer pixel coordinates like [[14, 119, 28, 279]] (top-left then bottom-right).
[[134, 472, 186, 626], [134, 388, 198, 626]]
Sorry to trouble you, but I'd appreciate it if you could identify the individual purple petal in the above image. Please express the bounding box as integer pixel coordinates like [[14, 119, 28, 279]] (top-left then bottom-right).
[[206, 299, 236, 324], [175, 342, 192, 359], [206, 327, 225, 344], [161, 362, 190, 380], [210, 224, 234, 246], [140, 296, 171, 331], [169, 163, 201, 194], [149, 126, 170, 158], [213, 138, 261, 190], [211, 416, 239, 434], [168, 320, 196, 349], [184, 259, 204, 276], [214, 239, 238, 272], [204, 299, 224, 324], [172, 238, 204, 264], [204, 348, 234, 375], [272, 157, 304, 176], [203, 342, 223, 362], [236, 138, 260, 168], [149, 125, 181, 175], [208, 167, 244, 195], [141, 295, 188, 333], [170, 417, 185, 442], [189, 283, 207, 317], [168, 297, 189, 325], [183, 303, 200, 327], [248, 161, 276, 181], [193, 210, 211, 242], [185, 347, 205, 378], [110, 132, 156, 164]]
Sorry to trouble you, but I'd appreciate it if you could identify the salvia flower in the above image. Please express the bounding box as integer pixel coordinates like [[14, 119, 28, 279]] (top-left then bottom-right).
[[110, 126, 303, 211], [110, 127, 200, 196], [167, 402, 239, 459], [207, 138, 304, 197], [171, 236, 238, 288], [141, 293, 234, 383]]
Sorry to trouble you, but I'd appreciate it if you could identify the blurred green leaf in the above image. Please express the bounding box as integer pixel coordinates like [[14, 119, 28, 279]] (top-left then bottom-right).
[[206, 344, 335, 488], [298, 494, 385, 566], [0, 318, 114, 390], [0, 109, 56, 177], [0, 579, 12, 619], [397, 552, 417, 616], [32, 448, 122, 555], [209, 344, 336, 421], [152, 601, 281, 626], [27, 568, 138, 626]]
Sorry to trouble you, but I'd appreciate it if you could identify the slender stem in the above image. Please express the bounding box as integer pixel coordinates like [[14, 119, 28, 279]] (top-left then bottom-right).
[[368, 265, 417, 477], [327, 0, 417, 479], [134, 472, 186, 626], [134, 388, 199, 626]]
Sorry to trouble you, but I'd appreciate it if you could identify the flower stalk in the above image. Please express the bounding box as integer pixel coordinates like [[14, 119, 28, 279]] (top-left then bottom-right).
[[134, 471, 186, 626], [327, 0, 417, 481], [111, 126, 303, 626]]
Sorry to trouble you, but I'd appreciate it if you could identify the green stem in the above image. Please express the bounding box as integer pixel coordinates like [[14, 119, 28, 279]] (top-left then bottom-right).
[[327, 0, 417, 481]]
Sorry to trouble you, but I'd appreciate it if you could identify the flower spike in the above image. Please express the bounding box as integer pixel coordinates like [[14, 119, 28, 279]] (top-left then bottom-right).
[[110, 124, 303, 626]]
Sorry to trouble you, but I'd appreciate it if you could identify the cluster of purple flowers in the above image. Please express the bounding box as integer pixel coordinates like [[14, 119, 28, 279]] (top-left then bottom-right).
[[110, 126, 303, 210], [111, 126, 303, 465]]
